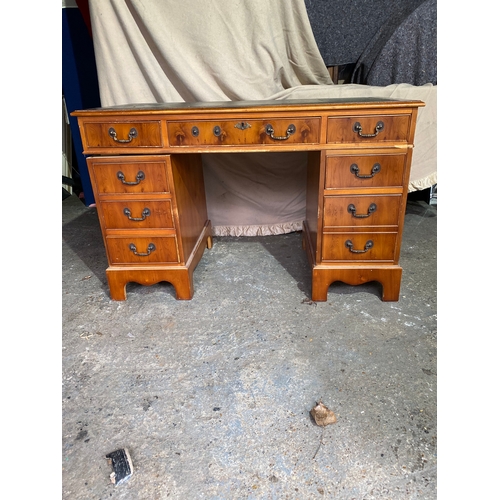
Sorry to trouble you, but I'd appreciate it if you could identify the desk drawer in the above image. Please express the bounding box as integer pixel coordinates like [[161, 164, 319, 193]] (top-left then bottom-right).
[[89, 157, 171, 195], [107, 236, 180, 264], [327, 114, 410, 144], [325, 154, 406, 189], [100, 200, 175, 230], [167, 118, 320, 147], [323, 195, 401, 228], [322, 232, 397, 261], [82, 121, 163, 149]]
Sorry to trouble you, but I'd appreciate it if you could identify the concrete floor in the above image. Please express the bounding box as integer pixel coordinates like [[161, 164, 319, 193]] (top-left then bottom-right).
[[62, 195, 437, 499]]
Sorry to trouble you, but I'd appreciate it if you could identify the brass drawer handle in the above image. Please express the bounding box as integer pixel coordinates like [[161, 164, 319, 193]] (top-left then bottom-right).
[[116, 170, 145, 185], [123, 207, 151, 221], [345, 239, 374, 254], [129, 243, 156, 256], [350, 163, 381, 179], [347, 203, 377, 218], [265, 123, 296, 140], [352, 121, 384, 138], [108, 127, 138, 143]]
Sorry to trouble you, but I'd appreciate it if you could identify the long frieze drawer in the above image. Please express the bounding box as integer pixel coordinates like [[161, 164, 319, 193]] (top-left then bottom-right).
[[100, 200, 175, 230], [89, 157, 171, 194], [106, 236, 179, 264], [327, 114, 410, 144], [323, 195, 401, 228], [322, 233, 397, 261], [325, 153, 406, 189], [82, 121, 163, 149], [166, 118, 320, 146]]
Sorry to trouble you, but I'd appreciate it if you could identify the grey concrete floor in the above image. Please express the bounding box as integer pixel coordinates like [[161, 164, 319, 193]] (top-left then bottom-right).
[[62, 195, 437, 499]]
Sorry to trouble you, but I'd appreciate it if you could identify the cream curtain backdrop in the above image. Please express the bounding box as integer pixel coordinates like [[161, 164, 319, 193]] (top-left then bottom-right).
[[87, 0, 437, 236]]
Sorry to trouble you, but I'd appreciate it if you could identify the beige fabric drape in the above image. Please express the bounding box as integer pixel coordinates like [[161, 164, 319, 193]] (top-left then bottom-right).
[[88, 0, 437, 236]]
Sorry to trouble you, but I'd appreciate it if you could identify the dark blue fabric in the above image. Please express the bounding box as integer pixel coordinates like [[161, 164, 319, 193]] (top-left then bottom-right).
[[62, 7, 101, 206]]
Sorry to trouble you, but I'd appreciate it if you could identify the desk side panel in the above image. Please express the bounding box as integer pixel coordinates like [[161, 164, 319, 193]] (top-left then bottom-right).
[[305, 151, 322, 262], [169, 154, 208, 263]]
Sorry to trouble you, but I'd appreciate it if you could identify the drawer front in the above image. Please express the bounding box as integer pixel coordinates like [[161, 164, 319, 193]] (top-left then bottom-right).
[[82, 121, 163, 149], [322, 232, 397, 261], [90, 158, 171, 195], [100, 200, 175, 230], [325, 154, 406, 189], [106, 236, 179, 264], [167, 118, 320, 147], [327, 114, 410, 144], [323, 195, 401, 228]]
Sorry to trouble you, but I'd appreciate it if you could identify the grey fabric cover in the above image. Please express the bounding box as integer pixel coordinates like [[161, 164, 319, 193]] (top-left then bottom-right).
[[352, 0, 437, 86], [304, 0, 428, 67]]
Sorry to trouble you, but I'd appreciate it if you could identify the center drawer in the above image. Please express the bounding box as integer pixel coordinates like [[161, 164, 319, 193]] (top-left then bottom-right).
[[167, 118, 320, 146]]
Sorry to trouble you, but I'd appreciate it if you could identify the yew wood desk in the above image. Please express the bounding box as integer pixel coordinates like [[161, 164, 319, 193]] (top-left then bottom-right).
[[72, 98, 424, 302]]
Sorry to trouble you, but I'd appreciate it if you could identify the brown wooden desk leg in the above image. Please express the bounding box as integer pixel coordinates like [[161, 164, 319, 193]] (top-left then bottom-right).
[[171, 270, 194, 300], [311, 266, 402, 302], [106, 267, 195, 301], [377, 267, 402, 301], [106, 269, 128, 301], [311, 268, 330, 302]]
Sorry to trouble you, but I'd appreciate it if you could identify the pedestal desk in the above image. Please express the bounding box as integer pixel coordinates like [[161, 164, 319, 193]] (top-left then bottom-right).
[[72, 98, 424, 301]]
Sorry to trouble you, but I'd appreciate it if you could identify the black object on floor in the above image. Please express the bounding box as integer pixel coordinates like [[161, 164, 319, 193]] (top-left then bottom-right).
[[106, 448, 134, 486]]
